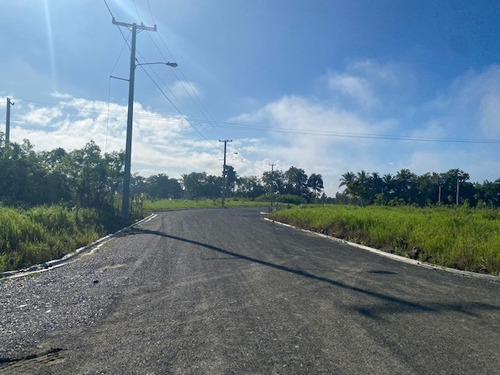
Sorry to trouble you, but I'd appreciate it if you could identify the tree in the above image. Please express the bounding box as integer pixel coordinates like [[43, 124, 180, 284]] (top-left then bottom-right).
[[262, 169, 286, 195], [235, 176, 266, 199], [440, 169, 470, 205], [146, 174, 183, 199], [224, 165, 238, 196], [393, 169, 417, 204], [181, 172, 221, 199], [307, 173, 324, 201], [284, 166, 308, 197]]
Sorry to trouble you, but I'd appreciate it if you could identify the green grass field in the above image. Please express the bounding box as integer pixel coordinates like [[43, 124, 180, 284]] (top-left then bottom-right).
[[270, 205, 500, 276], [143, 198, 267, 212]]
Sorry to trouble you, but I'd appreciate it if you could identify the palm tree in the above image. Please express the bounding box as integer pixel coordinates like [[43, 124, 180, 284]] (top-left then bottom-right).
[[339, 172, 356, 202], [307, 173, 324, 201]]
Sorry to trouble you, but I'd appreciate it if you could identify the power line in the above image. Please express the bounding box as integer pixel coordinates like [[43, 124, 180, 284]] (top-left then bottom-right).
[[12, 96, 499, 145], [205, 120, 500, 144], [140, 2, 228, 141], [146, 0, 155, 25], [104, 1, 221, 151], [136, 63, 222, 150]]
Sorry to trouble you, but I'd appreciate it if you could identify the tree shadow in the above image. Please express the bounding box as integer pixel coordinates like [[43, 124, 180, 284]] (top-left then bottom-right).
[[125, 228, 500, 320]]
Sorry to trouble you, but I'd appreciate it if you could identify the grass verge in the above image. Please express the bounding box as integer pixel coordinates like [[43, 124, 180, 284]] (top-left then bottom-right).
[[0, 205, 117, 274], [270, 205, 500, 276]]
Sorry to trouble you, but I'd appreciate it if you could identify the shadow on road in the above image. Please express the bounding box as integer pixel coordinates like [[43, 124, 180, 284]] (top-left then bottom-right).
[[125, 227, 500, 320]]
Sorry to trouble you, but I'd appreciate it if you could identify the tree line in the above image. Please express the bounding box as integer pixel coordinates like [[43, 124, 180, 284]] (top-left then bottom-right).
[[4, 136, 498, 209], [131, 166, 325, 203], [0, 138, 123, 210], [337, 169, 500, 208], [0, 137, 325, 210]]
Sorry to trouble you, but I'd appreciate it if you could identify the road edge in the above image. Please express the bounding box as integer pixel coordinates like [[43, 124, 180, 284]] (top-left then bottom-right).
[[263, 216, 500, 282], [1, 214, 158, 280]]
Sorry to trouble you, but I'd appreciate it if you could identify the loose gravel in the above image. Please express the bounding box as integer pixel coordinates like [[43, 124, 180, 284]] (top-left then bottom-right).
[[0, 234, 137, 361]]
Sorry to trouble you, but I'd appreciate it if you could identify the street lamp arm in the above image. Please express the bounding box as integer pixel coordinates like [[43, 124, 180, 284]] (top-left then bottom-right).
[[136, 62, 178, 68]]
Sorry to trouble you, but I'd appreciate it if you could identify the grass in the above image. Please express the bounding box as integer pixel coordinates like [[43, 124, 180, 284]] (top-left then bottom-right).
[[143, 198, 268, 212], [0, 205, 110, 274], [270, 205, 500, 276]]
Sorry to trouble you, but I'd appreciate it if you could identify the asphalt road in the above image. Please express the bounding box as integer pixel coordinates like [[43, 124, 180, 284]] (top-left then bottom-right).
[[1, 208, 499, 374]]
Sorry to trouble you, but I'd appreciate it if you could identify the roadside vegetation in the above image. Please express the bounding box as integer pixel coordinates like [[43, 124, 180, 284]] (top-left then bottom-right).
[[0, 205, 118, 273], [143, 198, 265, 212], [270, 205, 500, 276]]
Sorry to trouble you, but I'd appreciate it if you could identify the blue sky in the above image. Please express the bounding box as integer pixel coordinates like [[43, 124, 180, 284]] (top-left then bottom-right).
[[1, 0, 500, 196]]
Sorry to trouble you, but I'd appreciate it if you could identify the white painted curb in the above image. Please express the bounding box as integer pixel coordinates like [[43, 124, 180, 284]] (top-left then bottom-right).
[[263, 217, 500, 282], [1, 213, 157, 280]]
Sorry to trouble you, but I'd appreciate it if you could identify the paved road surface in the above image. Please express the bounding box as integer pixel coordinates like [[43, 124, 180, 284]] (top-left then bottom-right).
[[1, 208, 499, 374]]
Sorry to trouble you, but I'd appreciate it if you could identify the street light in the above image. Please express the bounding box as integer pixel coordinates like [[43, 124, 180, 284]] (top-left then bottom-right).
[[121, 56, 177, 225], [137, 62, 178, 68]]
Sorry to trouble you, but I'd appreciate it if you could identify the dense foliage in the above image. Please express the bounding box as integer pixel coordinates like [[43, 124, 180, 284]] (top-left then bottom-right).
[[338, 169, 500, 208], [131, 166, 325, 203], [0, 138, 124, 211]]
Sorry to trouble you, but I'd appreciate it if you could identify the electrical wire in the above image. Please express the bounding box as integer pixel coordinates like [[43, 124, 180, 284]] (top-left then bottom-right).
[[102, 0, 499, 149], [14, 97, 500, 145], [146, 0, 155, 25], [105, 0, 222, 151], [141, 1, 228, 141], [136, 62, 222, 150]]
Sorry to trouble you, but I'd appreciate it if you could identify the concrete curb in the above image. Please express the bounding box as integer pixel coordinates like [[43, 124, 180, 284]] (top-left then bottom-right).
[[263, 217, 500, 282], [1, 213, 157, 280]]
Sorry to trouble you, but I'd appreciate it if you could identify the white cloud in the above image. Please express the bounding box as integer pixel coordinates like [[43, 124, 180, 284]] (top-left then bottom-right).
[[51, 91, 72, 99], [430, 64, 500, 139], [327, 73, 377, 108], [480, 94, 500, 138], [18, 104, 63, 126], [8, 95, 221, 180], [347, 59, 400, 85], [168, 80, 201, 100]]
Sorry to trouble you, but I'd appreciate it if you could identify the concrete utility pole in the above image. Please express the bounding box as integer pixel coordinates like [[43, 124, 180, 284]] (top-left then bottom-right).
[[270, 163, 275, 211], [112, 18, 156, 225], [5, 98, 14, 144], [220, 139, 232, 208]]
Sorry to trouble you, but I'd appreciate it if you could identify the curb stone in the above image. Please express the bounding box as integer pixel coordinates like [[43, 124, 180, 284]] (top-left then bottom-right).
[[263, 216, 500, 282], [1, 214, 157, 280]]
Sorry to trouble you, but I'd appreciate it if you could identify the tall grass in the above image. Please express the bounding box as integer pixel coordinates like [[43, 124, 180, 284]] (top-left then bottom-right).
[[143, 198, 266, 212], [271, 205, 500, 276], [0, 205, 109, 273]]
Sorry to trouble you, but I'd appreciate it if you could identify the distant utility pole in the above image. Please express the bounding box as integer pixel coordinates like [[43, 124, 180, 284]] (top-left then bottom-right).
[[456, 178, 460, 206], [220, 139, 232, 208], [270, 163, 275, 211], [5, 98, 14, 144], [112, 18, 156, 225]]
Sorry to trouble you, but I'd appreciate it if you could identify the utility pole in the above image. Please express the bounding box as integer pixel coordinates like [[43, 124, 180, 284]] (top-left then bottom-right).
[[456, 178, 460, 206], [112, 18, 156, 225], [220, 139, 232, 208], [5, 98, 14, 145], [270, 163, 275, 211]]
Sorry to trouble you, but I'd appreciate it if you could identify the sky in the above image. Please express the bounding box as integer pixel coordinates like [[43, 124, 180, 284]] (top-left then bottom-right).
[[1, 0, 500, 196]]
